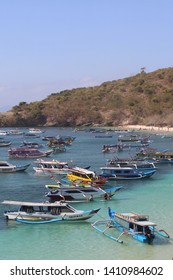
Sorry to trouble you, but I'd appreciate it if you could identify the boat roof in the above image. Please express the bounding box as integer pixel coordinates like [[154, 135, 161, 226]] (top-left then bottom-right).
[[34, 159, 68, 164], [0, 161, 14, 167], [155, 151, 173, 156], [9, 147, 39, 151], [71, 167, 95, 175], [1, 200, 68, 207], [46, 185, 100, 191], [100, 166, 133, 170], [115, 212, 157, 226]]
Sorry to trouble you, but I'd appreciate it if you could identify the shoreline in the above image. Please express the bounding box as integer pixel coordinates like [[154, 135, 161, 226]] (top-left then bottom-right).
[[119, 125, 173, 132]]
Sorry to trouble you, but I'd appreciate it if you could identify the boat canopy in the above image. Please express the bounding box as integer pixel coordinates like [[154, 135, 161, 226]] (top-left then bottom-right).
[[70, 167, 95, 175], [34, 159, 68, 165], [115, 212, 157, 227], [1, 200, 68, 207]]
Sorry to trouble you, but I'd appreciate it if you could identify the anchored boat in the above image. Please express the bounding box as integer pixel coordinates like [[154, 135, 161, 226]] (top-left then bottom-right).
[[92, 207, 170, 244], [99, 166, 156, 180], [1, 200, 100, 224], [33, 159, 70, 175], [8, 147, 53, 159], [0, 161, 30, 173], [45, 183, 123, 202], [67, 167, 107, 185]]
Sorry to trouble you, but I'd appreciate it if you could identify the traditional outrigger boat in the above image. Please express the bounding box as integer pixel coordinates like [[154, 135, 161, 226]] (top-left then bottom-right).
[[92, 208, 170, 244], [1, 200, 100, 224], [45, 183, 123, 202]]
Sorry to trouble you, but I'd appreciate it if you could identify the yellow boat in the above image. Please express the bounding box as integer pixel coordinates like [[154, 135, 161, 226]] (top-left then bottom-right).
[[67, 167, 107, 186], [67, 167, 96, 183]]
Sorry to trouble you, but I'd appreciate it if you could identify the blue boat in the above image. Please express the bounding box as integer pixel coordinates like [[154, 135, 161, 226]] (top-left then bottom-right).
[[106, 158, 157, 171], [92, 207, 170, 244], [99, 166, 156, 180]]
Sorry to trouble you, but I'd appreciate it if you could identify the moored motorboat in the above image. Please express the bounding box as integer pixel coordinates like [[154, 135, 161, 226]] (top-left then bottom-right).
[[23, 133, 41, 138], [52, 145, 66, 153], [136, 149, 173, 164], [8, 147, 53, 159], [92, 207, 170, 244], [33, 159, 70, 175], [106, 158, 156, 171], [0, 161, 30, 172], [0, 140, 12, 147], [20, 141, 43, 149], [0, 130, 9, 136], [8, 129, 23, 135], [45, 183, 123, 202], [28, 128, 44, 134], [99, 166, 156, 180], [1, 200, 100, 223], [67, 167, 107, 185]]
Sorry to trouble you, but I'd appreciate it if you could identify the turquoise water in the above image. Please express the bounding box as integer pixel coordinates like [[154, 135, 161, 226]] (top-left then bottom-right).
[[0, 127, 173, 260]]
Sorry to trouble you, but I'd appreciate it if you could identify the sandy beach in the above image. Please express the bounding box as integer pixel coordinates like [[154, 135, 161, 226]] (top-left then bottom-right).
[[120, 125, 173, 132]]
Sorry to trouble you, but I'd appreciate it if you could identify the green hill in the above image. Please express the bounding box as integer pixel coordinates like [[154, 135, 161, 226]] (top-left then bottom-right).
[[1, 67, 173, 127]]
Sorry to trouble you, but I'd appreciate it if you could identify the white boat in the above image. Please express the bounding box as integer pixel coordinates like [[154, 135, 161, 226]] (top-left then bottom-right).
[[1, 200, 100, 223], [28, 128, 44, 134], [0, 130, 9, 136], [33, 159, 70, 175], [8, 129, 23, 135], [0, 161, 30, 173], [106, 159, 156, 171]]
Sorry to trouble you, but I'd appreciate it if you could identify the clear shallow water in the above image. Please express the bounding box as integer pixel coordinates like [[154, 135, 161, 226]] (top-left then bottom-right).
[[0, 127, 173, 260]]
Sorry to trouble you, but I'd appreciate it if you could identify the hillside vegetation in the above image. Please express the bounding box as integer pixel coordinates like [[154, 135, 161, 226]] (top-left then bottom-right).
[[1, 67, 173, 127]]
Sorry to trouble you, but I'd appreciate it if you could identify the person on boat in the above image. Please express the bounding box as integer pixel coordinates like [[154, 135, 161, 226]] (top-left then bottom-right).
[[104, 192, 110, 200], [145, 226, 154, 244], [89, 195, 94, 201]]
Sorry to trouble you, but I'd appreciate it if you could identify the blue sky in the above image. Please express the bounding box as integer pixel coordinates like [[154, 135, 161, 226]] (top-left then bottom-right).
[[0, 0, 173, 111]]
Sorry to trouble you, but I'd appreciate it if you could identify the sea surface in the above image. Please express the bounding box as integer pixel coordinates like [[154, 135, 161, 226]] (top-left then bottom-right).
[[0, 127, 173, 260]]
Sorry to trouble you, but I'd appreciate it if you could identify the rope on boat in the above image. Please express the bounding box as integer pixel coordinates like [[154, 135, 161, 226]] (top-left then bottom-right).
[[95, 212, 108, 220]]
